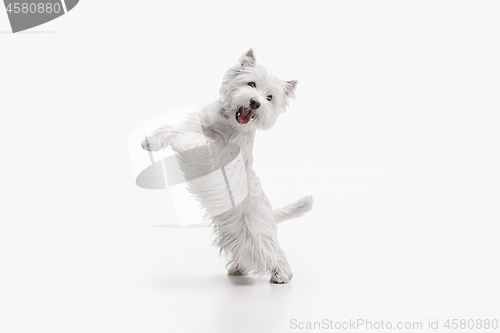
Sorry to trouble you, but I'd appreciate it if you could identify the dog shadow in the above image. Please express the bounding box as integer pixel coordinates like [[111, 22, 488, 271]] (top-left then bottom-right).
[[148, 273, 275, 291], [227, 275, 256, 286]]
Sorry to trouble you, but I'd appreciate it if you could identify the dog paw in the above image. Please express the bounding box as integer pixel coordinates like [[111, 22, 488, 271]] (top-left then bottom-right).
[[227, 269, 246, 276], [141, 136, 164, 152], [141, 137, 152, 151], [270, 268, 293, 284]]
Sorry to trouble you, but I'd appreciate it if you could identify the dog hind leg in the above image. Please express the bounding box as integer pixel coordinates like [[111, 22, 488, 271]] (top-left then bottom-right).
[[270, 249, 293, 284], [227, 265, 247, 276]]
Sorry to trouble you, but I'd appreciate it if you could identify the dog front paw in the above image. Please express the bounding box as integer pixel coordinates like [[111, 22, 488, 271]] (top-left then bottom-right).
[[141, 137, 152, 151], [141, 136, 164, 152]]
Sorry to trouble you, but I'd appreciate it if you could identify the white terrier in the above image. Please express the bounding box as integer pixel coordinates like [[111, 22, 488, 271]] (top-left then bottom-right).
[[142, 49, 313, 283]]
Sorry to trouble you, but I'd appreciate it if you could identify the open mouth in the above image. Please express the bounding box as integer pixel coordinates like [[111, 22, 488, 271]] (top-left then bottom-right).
[[236, 106, 257, 125]]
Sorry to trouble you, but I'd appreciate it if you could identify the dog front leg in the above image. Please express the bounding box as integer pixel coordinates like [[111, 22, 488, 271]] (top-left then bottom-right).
[[141, 125, 178, 152], [169, 132, 212, 153]]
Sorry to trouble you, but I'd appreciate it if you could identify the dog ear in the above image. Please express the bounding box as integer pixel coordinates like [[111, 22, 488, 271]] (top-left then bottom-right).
[[239, 48, 256, 67], [285, 80, 298, 99]]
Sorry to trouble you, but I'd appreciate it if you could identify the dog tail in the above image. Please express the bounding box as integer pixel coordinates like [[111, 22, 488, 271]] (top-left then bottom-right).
[[273, 195, 314, 224]]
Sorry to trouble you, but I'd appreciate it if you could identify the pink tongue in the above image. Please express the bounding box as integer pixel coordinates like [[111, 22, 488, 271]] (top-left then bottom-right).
[[238, 109, 253, 124]]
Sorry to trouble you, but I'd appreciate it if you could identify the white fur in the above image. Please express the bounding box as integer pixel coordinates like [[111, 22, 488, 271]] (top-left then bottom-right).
[[142, 49, 313, 283]]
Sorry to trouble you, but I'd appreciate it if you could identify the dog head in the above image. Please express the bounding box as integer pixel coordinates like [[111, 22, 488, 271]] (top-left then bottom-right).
[[219, 49, 297, 131]]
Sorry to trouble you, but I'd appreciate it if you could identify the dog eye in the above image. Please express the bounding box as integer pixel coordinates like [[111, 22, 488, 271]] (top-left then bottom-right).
[[267, 95, 272, 101], [248, 82, 256, 88]]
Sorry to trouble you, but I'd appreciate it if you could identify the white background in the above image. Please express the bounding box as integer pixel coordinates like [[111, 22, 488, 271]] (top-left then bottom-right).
[[1, 1, 499, 332]]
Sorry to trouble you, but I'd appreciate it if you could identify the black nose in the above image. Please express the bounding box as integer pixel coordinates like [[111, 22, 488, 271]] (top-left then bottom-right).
[[250, 98, 260, 110]]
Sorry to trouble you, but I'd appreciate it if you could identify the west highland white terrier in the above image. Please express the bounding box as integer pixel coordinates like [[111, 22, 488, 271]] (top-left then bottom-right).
[[142, 49, 313, 283]]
